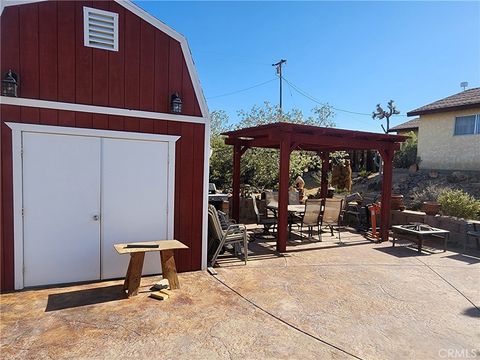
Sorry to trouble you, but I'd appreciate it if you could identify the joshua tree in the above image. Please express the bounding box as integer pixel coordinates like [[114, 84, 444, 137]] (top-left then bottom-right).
[[372, 100, 400, 133]]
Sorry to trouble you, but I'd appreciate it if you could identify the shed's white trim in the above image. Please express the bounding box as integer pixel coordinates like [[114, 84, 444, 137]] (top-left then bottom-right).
[[7, 122, 180, 289], [0, 0, 43, 14], [0, 96, 207, 124], [6, 122, 181, 142], [10, 128, 23, 290], [201, 116, 211, 270], [0, 0, 209, 118]]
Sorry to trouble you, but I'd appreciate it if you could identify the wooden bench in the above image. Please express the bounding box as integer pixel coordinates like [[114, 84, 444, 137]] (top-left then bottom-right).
[[114, 240, 188, 297]]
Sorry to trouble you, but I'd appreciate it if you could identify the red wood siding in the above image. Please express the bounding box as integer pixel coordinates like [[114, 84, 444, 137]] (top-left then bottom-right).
[[0, 107, 205, 291], [0, 1, 202, 117]]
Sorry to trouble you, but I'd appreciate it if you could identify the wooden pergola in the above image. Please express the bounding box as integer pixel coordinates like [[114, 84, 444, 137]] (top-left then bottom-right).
[[222, 122, 407, 252]]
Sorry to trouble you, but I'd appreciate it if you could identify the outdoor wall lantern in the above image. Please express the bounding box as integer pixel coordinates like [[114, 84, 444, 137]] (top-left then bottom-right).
[[170, 92, 182, 113], [2, 70, 19, 97]]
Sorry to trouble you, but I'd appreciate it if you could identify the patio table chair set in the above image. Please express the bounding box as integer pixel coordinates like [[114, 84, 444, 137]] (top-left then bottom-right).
[[207, 191, 375, 266], [261, 192, 345, 242]]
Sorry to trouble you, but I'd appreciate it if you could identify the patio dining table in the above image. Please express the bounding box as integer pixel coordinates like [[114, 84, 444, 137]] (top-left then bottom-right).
[[267, 201, 306, 238]]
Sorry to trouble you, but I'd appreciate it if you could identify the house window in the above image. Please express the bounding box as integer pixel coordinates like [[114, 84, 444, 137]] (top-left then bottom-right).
[[454, 114, 480, 135], [83, 7, 119, 52]]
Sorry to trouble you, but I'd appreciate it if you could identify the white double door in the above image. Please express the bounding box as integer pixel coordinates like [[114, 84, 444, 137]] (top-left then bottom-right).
[[22, 132, 170, 287]]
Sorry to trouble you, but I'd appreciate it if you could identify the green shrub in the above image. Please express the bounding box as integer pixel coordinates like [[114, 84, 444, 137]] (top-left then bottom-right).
[[410, 184, 448, 210], [358, 168, 371, 179], [335, 187, 350, 195], [438, 189, 480, 220], [393, 131, 418, 168]]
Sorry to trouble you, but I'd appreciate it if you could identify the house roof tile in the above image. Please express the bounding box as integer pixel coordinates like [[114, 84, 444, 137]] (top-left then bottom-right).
[[388, 118, 420, 132], [407, 87, 480, 116]]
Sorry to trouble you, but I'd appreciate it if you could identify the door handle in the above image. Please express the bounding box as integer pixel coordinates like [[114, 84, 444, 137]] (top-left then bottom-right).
[[93, 214, 100, 221]]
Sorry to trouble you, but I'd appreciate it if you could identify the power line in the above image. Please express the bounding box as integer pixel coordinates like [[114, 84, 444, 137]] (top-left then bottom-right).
[[286, 77, 297, 109], [283, 77, 408, 117], [283, 77, 372, 116], [206, 74, 408, 121], [207, 78, 277, 99]]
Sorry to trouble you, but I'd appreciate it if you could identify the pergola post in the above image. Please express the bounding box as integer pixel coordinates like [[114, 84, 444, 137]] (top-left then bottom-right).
[[380, 148, 394, 242], [277, 134, 291, 253], [232, 144, 242, 222], [319, 151, 330, 198]]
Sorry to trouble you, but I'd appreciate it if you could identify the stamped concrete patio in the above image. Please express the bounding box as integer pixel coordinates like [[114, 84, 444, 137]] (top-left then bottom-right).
[[1, 230, 479, 359]]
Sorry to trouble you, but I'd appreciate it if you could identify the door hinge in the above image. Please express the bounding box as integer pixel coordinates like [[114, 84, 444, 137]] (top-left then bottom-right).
[[21, 208, 24, 217]]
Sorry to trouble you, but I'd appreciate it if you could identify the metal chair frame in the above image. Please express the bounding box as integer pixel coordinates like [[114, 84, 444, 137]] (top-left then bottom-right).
[[298, 199, 324, 241], [251, 195, 277, 235], [208, 205, 248, 266], [321, 198, 344, 242]]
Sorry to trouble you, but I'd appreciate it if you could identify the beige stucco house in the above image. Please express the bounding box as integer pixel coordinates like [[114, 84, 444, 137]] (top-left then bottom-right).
[[406, 88, 480, 171]]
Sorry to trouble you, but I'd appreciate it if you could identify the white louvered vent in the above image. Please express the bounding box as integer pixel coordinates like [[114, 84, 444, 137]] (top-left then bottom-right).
[[83, 7, 119, 52]]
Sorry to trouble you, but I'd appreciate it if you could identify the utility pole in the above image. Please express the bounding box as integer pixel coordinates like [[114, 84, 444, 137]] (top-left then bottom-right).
[[272, 59, 287, 115]]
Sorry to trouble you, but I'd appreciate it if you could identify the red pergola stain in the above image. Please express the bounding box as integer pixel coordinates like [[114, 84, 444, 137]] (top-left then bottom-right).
[[222, 122, 407, 252]]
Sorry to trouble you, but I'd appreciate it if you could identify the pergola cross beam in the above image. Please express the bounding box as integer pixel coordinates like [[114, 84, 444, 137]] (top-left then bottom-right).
[[268, 133, 399, 151]]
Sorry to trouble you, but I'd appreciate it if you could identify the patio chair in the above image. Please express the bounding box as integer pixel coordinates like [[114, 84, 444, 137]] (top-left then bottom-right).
[[466, 222, 480, 252], [208, 205, 248, 266], [217, 209, 234, 230], [321, 198, 344, 242], [265, 190, 278, 205], [251, 195, 277, 235], [264, 191, 279, 217], [289, 191, 300, 205], [357, 193, 378, 231], [297, 199, 324, 240], [342, 192, 363, 228]]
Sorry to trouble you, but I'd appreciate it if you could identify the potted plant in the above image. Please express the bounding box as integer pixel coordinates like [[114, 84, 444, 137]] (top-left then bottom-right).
[[411, 184, 447, 215], [378, 194, 405, 211], [391, 194, 405, 211], [423, 201, 441, 216]]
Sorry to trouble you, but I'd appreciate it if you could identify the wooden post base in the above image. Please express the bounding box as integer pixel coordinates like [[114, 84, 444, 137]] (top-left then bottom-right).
[[123, 252, 145, 297], [160, 249, 180, 290]]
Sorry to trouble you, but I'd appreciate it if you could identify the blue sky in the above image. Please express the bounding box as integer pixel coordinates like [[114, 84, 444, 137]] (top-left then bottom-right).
[[136, 1, 480, 133]]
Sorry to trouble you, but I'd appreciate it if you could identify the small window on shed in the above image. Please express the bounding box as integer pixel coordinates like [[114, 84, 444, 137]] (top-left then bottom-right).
[[83, 7, 119, 52]]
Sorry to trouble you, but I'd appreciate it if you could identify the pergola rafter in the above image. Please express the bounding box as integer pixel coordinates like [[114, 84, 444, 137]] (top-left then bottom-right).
[[222, 122, 407, 252]]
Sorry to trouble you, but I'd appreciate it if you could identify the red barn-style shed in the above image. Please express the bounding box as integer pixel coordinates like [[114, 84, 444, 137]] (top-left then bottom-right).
[[0, 0, 210, 291]]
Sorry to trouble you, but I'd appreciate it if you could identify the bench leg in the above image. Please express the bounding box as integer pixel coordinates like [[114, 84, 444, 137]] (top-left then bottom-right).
[[445, 233, 448, 252], [392, 233, 396, 247], [124, 252, 145, 297], [123, 258, 132, 291], [161, 250, 180, 290], [418, 237, 423, 254]]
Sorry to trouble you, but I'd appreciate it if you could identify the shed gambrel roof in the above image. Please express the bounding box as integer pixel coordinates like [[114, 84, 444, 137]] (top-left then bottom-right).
[[407, 88, 480, 116], [0, 0, 209, 118]]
